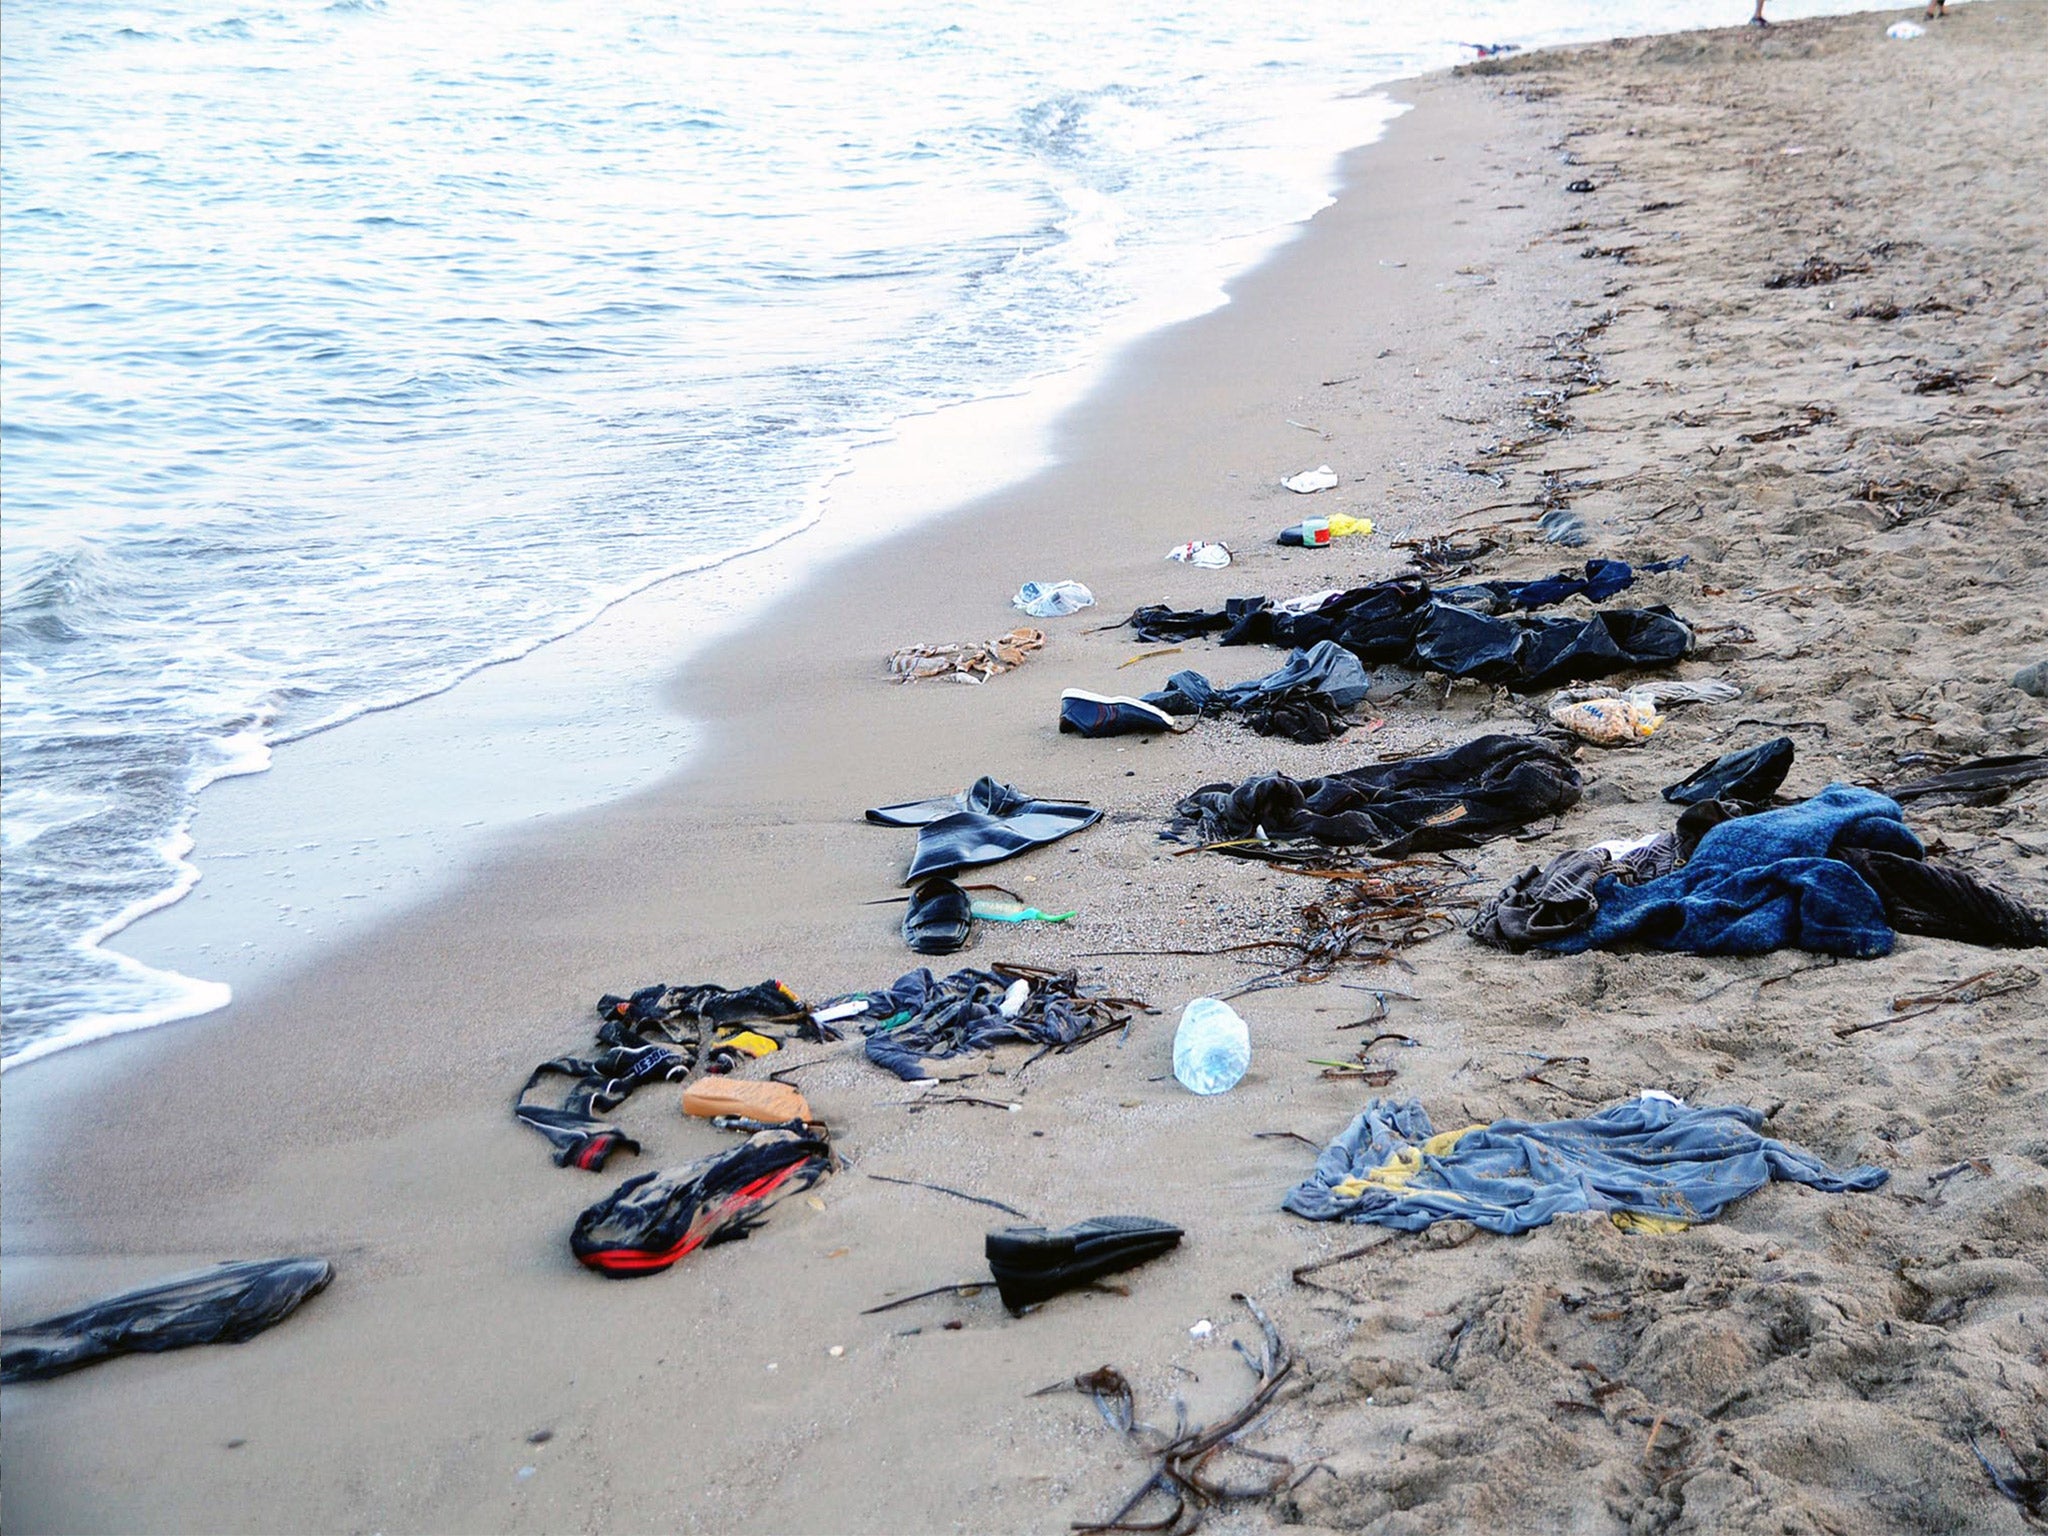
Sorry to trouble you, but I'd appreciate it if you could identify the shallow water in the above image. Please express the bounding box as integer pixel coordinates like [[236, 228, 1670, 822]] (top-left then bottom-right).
[[0, 0, 1859, 1063]]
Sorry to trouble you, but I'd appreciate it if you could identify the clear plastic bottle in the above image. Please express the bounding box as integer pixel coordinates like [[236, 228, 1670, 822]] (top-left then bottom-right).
[[1172, 997, 1250, 1095]]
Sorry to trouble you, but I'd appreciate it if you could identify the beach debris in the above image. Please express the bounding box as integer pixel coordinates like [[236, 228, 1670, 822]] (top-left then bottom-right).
[[986, 1216, 1183, 1311], [851, 962, 1153, 1081], [1464, 42, 1520, 57], [887, 626, 1045, 685], [1281, 465, 1339, 494], [867, 776, 1102, 882], [1166, 541, 1231, 568], [967, 887, 1077, 925], [1968, 1433, 2047, 1521], [1549, 693, 1663, 745], [1047, 1293, 1297, 1536], [516, 980, 813, 1171], [903, 876, 973, 955], [865, 1171, 1032, 1219], [1188, 1318, 1214, 1340], [1172, 735, 1582, 863], [1173, 997, 1251, 1095], [1059, 689, 1181, 738], [1277, 518, 1331, 547], [1284, 1094, 1887, 1234], [1887, 753, 2048, 806], [1565, 178, 1596, 194], [681, 1076, 813, 1125], [1012, 580, 1095, 618], [1664, 736, 1794, 806], [1765, 255, 1867, 290], [571, 1127, 834, 1278], [1, 1258, 334, 1385], [1886, 20, 1926, 38], [1834, 965, 2040, 1038], [861, 1281, 986, 1316]]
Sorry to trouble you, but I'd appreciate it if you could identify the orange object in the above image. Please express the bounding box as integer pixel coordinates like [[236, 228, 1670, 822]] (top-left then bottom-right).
[[682, 1078, 812, 1124]]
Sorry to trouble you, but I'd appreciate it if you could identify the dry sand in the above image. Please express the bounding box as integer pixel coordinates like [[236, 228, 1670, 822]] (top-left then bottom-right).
[[4, 7, 2046, 1533]]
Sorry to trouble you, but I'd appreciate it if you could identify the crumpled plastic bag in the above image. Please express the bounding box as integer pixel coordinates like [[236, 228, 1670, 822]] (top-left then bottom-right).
[[1550, 694, 1663, 745], [1013, 580, 1095, 618], [1167, 541, 1232, 568], [1281, 465, 1339, 494]]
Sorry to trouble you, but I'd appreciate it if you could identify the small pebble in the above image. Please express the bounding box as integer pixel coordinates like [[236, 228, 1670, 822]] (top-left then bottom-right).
[[224, 1439, 246, 1450], [828, 1345, 845, 1358], [2013, 659, 2048, 698], [528, 1429, 553, 1445]]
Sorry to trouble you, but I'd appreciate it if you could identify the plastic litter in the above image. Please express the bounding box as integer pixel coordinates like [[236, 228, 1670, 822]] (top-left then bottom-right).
[[1281, 465, 1339, 494], [1173, 996, 1250, 1094], [1188, 1318, 1214, 1340], [1886, 20, 1925, 37], [1167, 541, 1232, 569], [1, 1258, 334, 1384], [1277, 518, 1331, 548], [1538, 508, 1588, 547], [1012, 580, 1095, 618], [1325, 514, 1374, 539], [682, 1077, 813, 1124], [1548, 694, 1664, 745]]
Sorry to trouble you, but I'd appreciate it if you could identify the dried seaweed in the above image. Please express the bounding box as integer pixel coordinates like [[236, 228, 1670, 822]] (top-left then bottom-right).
[[1764, 255, 1867, 289], [1055, 1293, 1299, 1535]]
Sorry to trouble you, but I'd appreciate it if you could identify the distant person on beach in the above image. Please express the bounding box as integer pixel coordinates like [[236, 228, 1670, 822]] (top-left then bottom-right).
[[1750, 1, 1769, 26], [1923, 0, 1946, 15]]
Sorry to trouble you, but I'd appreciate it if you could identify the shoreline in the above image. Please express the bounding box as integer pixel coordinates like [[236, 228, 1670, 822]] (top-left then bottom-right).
[[6, 8, 2046, 1533]]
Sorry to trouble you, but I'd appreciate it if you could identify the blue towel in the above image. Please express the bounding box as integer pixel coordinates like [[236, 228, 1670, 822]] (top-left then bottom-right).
[[1284, 1094, 1888, 1234], [1546, 784, 1922, 957]]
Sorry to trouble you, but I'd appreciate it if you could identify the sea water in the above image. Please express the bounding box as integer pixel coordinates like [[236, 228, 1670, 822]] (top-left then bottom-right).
[[0, 0, 1858, 1065]]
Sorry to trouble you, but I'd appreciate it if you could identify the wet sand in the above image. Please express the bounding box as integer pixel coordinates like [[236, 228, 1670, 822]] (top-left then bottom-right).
[[4, 8, 2045, 1533]]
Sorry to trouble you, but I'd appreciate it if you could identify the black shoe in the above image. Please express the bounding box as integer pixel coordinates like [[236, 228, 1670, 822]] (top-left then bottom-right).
[[984, 1215, 1184, 1310], [903, 878, 973, 954]]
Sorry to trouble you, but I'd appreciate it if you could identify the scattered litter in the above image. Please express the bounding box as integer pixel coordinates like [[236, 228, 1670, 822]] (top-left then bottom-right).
[[828, 1345, 845, 1358], [1281, 465, 1339, 494], [1663, 736, 1794, 805], [1465, 42, 1520, 57], [848, 962, 1151, 1081], [1124, 574, 1694, 692], [1886, 20, 1925, 38], [1013, 580, 1095, 618], [1277, 517, 1331, 547], [1549, 693, 1662, 745], [1167, 541, 1232, 569], [517, 980, 812, 1171], [1887, 753, 2047, 806], [1, 1259, 334, 1384], [1565, 179, 1596, 194], [866, 1171, 1032, 1219], [888, 626, 1046, 685], [1285, 1094, 1887, 1235], [1188, 1318, 1214, 1340], [1172, 997, 1250, 1095], [1539, 508, 1588, 546], [986, 1216, 1183, 1310]]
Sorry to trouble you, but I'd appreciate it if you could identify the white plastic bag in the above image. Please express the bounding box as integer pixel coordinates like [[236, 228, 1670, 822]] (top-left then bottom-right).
[[1012, 580, 1095, 618], [1281, 465, 1339, 494]]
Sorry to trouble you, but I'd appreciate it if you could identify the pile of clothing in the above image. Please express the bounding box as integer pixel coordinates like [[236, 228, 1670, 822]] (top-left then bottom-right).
[[846, 963, 1150, 1081], [1172, 733, 1581, 861], [1284, 1093, 1888, 1235], [1122, 560, 1694, 693], [1473, 740, 2048, 956]]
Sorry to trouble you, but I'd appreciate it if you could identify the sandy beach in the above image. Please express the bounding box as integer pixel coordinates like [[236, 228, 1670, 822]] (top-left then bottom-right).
[[4, 7, 2045, 1533]]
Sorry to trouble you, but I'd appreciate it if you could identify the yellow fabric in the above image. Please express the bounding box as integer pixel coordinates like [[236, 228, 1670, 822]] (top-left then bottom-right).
[[717, 1030, 781, 1057], [1327, 1123, 1483, 1199], [1326, 514, 1375, 538], [1610, 1211, 1690, 1235]]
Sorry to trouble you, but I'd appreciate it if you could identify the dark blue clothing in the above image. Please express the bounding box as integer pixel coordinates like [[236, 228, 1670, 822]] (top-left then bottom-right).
[[1546, 784, 1922, 957]]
